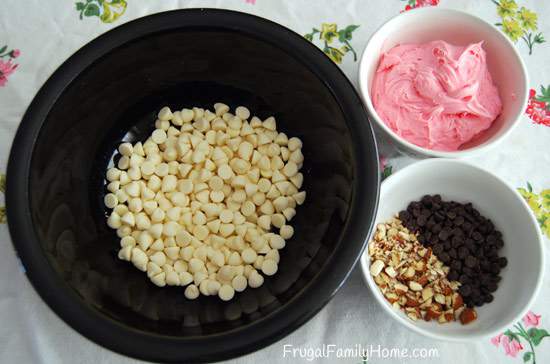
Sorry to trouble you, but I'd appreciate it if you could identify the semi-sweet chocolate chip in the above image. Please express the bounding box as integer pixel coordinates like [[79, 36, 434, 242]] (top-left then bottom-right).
[[400, 195, 506, 308]]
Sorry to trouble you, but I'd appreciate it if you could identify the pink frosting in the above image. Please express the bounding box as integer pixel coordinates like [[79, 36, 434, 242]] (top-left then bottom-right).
[[371, 40, 502, 151]]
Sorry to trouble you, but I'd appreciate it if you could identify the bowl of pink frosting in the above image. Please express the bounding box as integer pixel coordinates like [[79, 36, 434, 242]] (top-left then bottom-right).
[[358, 8, 529, 158]]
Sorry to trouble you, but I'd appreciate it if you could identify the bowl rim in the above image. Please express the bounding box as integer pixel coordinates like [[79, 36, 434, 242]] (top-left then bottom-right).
[[359, 158, 545, 341], [357, 7, 530, 158], [6, 8, 380, 363]]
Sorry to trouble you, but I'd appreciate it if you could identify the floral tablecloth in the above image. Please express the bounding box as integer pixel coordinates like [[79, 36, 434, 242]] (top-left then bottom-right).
[[1, 0, 549, 363]]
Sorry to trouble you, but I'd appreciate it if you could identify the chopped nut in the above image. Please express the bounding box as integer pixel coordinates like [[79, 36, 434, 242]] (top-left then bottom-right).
[[394, 283, 408, 294], [409, 281, 423, 291], [423, 248, 432, 260], [398, 231, 409, 240], [434, 293, 446, 305], [421, 297, 433, 307], [391, 252, 400, 267], [374, 274, 385, 286], [417, 275, 429, 286], [454, 306, 465, 320], [376, 223, 386, 239], [370, 260, 385, 277], [421, 287, 434, 301], [388, 228, 398, 238], [459, 308, 477, 325], [385, 266, 398, 278], [385, 292, 399, 303], [368, 215, 476, 326], [452, 293, 464, 310], [425, 307, 441, 321], [404, 266, 416, 278], [405, 297, 420, 307], [368, 243, 375, 256]]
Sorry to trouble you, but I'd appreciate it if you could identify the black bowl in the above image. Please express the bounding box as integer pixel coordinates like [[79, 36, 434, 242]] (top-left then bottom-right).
[[7, 9, 379, 363]]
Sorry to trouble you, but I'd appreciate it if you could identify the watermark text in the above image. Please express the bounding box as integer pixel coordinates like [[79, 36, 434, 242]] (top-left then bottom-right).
[[282, 343, 439, 361]]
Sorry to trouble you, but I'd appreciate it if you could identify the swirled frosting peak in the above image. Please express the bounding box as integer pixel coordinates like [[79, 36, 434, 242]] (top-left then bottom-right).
[[372, 41, 502, 151]]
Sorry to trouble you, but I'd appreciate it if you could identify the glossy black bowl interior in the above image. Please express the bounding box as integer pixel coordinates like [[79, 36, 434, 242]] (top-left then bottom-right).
[[7, 9, 379, 363]]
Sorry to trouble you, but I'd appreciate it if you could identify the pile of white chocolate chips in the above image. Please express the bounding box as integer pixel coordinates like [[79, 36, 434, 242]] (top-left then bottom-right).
[[103, 104, 306, 301]]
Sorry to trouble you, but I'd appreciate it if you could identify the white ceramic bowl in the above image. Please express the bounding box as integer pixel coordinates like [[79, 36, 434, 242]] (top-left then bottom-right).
[[358, 8, 529, 158], [360, 159, 544, 341]]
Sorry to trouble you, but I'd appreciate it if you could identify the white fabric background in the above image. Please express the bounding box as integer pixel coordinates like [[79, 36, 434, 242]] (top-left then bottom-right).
[[1, 0, 549, 363]]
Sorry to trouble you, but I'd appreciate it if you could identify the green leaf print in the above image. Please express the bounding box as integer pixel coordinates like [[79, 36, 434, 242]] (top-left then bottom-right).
[[535, 85, 550, 106], [381, 165, 393, 181], [338, 25, 360, 42], [505, 329, 521, 342], [84, 3, 100, 17], [527, 328, 550, 346], [304, 23, 359, 64]]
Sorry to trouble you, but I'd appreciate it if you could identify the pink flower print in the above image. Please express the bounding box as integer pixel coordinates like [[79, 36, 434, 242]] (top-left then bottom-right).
[[0, 59, 18, 87], [523, 311, 542, 327], [416, 0, 439, 6], [502, 335, 524, 358], [11, 49, 20, 58], [491, 333, 504, 347], [245, 0, 256, 4], [526, 88, 550, 127], [491, 311, 547, 362], [379, 156, 387, 172], [403, 0, 440, 12]]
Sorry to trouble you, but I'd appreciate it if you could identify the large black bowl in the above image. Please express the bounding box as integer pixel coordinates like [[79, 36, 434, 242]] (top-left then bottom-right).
[[6, 9, 379, 363]]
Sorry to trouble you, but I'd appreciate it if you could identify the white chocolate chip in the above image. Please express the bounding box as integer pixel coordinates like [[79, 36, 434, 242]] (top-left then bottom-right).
[[104, 105, 306, 300]]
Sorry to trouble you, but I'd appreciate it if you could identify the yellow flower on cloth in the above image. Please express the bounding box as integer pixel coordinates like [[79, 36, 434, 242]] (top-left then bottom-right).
[[542, 190, 550, 238], [101, 0, 127, 23], [518, 183, 550, 239], [526, 195, 542, 215], [320, 24, 338, 44], [75, 0, 127, 23], [542, 189, 550, 209], [326, 47, 345, 63], [304, 23, 359, 64], [518, 7, 538, 31], [497, 0, 518, 19], [492, 0, 545, 55], [502, 18, 524, 42]]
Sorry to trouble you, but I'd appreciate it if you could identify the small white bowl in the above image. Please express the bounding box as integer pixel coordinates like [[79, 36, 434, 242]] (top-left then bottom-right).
[[358, 8, 529, 158], [360, 159, 544, 341]]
